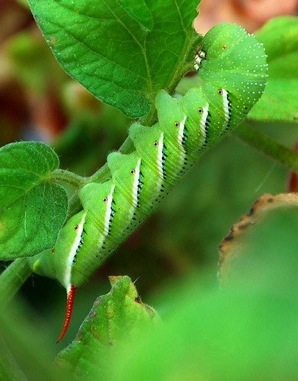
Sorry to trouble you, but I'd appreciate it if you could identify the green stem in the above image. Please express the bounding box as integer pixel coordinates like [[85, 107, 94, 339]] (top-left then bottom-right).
[[52, 169, 87, 188], [234, 123, 298, 172], [0, 258, 32, 308]]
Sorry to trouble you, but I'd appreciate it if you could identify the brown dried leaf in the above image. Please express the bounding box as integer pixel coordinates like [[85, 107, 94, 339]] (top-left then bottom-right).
[[219, 192, 298, 282]]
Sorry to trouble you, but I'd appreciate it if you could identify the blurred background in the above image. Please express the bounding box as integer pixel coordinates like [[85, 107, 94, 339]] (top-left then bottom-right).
[[0, 0, 298, 348]]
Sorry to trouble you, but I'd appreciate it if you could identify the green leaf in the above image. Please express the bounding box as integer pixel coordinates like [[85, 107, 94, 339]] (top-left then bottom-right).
[[0, 142, 68, 259], [28, 0, 200, 118], [250, 16, 298, 122], [118, 0, 153, 31], [112, 286, 298, 380], [56, 276, 159, 380]]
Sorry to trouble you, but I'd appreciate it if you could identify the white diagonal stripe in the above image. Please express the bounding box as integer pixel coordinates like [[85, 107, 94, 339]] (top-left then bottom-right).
[[221, 89, 230, 127], [63, 212, 86, 290], [103, 185, 115, 236], [200, 104, 209, 143]]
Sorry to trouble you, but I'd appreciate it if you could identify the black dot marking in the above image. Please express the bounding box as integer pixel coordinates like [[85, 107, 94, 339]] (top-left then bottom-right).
[[130, 169, 135, 174], [138, 172, 144, 190], [218, 89, 223, 95], [160, 144, 167, 181], [154, 141, 159, 147], [181, 121, 188, 146], [174, 122, 179, 127], [107, 196, 117, 236], [103, 197, 108, 203], [198, 108, 204, 114]]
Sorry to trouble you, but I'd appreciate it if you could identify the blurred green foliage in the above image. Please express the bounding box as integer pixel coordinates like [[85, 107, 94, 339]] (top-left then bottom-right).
[[110, 207, 298, 381]]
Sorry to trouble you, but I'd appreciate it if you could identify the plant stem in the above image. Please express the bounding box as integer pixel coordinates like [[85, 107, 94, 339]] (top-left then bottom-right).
[[0, 258, 32, 308], [52, 169, 87, 188], [234, 124, 298, 172]]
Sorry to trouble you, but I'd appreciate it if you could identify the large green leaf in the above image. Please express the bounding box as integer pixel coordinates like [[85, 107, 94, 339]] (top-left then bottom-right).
[[56, 276, 159, 380], [112, 288, 298, 380], [250, 16, 298, 122], [29, 0, 200, 118], [0, 142, 68, 259]]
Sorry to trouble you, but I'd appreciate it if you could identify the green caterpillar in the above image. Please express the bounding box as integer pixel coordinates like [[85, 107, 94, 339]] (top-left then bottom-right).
[[31, 23, 268, 341]]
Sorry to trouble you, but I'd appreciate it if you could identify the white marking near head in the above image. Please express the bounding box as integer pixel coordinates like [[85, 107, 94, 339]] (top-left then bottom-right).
[[194, 50, 206, 71]]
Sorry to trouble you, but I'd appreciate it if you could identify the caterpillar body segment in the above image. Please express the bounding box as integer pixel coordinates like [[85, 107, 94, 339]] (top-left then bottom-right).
[[32, 211, 87, 290]]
